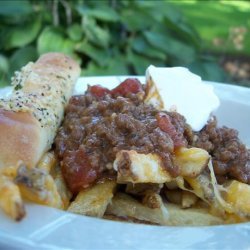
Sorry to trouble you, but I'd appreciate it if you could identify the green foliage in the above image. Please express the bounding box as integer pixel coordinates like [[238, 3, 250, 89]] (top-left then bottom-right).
[[38, 27, 75, 55], [4, 17, 41, 50], [171, 0, 250, 55], [0, 0, 33, 16], [0, 0, 226, 86], [9, 46, 38, 74]]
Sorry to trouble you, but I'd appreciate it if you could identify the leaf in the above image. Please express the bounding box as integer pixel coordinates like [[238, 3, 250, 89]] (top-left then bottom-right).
[[0, 55, 9, 74], [8, 46, 37, 82], [187, 60, 226, 82], [144, 31, 196, 64], [0, 78, 8, 87], [131, 36, 166, 61], [82, 17, 110, 48], [163, 17, 200, 48], [131, 2, 183, 24], [38, 27, 75, 55], [132, 1, 173, 22], [143, 31, 169, 52], [82, 55, 129, 76], [127, 50, 165, 75], [105, 59, 129, 75], [4, 17, 41, 50], [0, 54, 9, 87], [76, 5, 119, 22], [161, 3, 182, 24], [120, 8, 153, 31], [67, 24, 83, 42], [76, 41, 110, 67], [0, 0, 33, 16]]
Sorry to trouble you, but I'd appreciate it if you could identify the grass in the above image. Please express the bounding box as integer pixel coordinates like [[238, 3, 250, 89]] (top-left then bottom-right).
[[170, 0, 250, 56]]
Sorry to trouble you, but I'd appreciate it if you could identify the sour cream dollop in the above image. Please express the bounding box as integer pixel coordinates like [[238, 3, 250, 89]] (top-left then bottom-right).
[[146, 65, 220, 131]]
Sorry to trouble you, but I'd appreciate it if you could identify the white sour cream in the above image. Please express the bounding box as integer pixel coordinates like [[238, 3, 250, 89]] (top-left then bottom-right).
[[146, 65, 220, 131]]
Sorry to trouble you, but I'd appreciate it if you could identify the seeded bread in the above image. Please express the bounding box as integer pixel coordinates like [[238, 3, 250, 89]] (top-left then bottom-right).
[[0, 53, 80, 169]]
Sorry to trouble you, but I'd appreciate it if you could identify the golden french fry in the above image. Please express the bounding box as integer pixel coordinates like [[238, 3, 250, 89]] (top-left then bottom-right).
[[0, 175, 25, 221], [68, 180, 116, 217], [53, 165, 72, 209], [179, 161, 240, 219], [183, 173, 215, 203], [15, 165, 63, 209], [224, 180, 250, 216], [165, 180, 178, 190], [174, 147, 209, 178], [114, 150, 172, 184], [164, 187, 198, 208], [37, 152, 57, 173], [182, 191, 198, 208], [0, 165, 19, 179], [103, 214, 129, 223], [144, 73, 164, 109], [106, 193, 169, 225], [165, 203, 224, 226]]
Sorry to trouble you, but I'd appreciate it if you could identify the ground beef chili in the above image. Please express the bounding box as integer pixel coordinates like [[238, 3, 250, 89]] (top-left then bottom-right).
[[55, 78, 189, 193], [193, 117, 250, 184], [55, 78, 250, 193]]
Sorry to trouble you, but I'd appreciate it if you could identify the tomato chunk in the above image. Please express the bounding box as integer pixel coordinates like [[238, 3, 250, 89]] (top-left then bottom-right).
[[89, 85, 111, 98], [62, 147, 99, 193], [156, 113, 186, 148], [89, 78, 143, 99], [111, 78, 142, 96]]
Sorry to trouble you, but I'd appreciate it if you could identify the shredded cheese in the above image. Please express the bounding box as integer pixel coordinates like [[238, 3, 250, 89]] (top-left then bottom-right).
[[207, 160, 234, 214], [176, 159, 235, 215]]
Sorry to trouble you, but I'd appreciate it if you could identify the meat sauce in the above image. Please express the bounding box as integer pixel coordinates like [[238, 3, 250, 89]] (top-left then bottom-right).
[[55, 78, 250, 193], [55, 79, 188, 193], [193, 118, 250, 184]]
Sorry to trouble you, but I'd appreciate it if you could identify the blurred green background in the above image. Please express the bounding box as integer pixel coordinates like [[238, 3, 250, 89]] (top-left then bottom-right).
[[0, 0, 249, 87]]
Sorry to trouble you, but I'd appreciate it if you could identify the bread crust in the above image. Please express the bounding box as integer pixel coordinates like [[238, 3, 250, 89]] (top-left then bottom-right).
[[0, 110, 43, 168], [0, 53, 80, 169]]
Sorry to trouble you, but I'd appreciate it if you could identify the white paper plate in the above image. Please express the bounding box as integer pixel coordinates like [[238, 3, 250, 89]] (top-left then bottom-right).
[[0, 77, 250, 250]]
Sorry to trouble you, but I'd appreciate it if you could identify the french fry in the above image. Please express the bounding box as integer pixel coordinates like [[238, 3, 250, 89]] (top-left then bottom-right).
[[53, 165, 72, 209], [0, 175, 25, 221], [114, 147, 208, 184], [15, 165, 63, 209], [68, 180, 116, 217], [182, 191, 198, 208], [165, 203, 224, 226], [0, 165, 19, 179], [37, 151, 57, 173], [165, 180, 178, 190], [184, 160, 237, 218], [114, 150, 172, 184], [106, 193, 169, 225], [164, 187, 198, 208], [183, 173, 215, 203], [174, 147, 209, 178], [103, 214, 156, 224], [144, 74, 164, 110], [224, 180, 250, 216]]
